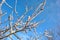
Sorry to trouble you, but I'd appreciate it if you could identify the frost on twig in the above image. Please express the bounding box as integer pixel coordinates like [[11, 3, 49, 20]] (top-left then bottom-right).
[[0, 0, 47, 40]]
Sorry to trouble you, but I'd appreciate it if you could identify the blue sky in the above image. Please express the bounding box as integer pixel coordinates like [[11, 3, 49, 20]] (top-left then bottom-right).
[[0, 0, 60, 40]]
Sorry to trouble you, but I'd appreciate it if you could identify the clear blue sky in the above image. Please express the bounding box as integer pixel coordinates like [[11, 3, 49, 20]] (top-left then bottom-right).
[[0, 0, 60, 40]]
